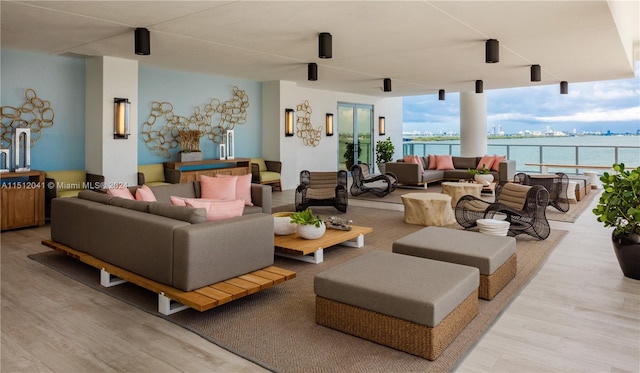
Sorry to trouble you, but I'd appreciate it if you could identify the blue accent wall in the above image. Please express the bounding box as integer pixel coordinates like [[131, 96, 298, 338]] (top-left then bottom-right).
[[138, 66, 263, 165], [1, 49, 264, 172], [1, 49, 86, 171]]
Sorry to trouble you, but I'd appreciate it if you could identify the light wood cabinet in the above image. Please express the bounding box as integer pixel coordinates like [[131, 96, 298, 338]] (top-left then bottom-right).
[[1, 170, 45, 231], [164, 158, 251, 183]]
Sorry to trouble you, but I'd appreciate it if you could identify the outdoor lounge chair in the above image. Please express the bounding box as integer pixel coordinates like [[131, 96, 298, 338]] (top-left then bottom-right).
[[350, 163, 398, 197], [295, 170, 348, 212], [513, 172, 570, 212], [455, 181, 550, 240]]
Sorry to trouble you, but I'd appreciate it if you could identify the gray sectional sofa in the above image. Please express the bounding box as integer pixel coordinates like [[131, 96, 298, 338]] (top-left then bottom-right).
[[50, 181, 275, 292], [386, 156, 515, 187]]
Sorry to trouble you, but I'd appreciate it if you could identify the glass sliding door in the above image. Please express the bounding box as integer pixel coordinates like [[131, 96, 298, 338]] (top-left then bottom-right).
[[337, 103, 373, 171]]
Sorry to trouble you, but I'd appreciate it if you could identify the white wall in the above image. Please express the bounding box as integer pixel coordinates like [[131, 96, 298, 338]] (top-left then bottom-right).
[[85, 56, 138, 186], [265, 81, 402, 190]]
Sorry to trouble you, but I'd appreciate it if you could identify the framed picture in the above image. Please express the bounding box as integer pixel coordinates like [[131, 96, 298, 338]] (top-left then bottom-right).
[[226, 130, 234, 159], [219, 143, 226, 160]]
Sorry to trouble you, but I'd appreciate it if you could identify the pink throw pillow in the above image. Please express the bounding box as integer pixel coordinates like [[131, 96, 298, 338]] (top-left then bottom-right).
[[200, 174, 237, 200], [216, 173, 253, 206], [135, 185, 157, 201], [477, 155, 495, 170], [435, 155, 455, 170], [403, 155, 425, 174], [107, 187, 135, 200], [170, 196, 187, 206], [492, 155, 506, 171], [428, 154, 437, 170], [185, 199, 244, 221]]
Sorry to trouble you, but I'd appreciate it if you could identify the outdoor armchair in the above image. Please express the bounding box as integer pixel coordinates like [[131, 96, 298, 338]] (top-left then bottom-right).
[[251, 158, 282, 191], [350, 163, 398, 197], [295, 170, 348, 212], [455, 181, 551, 240]]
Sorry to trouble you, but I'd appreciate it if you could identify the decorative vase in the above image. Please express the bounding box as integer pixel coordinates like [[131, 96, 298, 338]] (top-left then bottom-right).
[[474, 174, 494, 185], [273, 212, 297, 235], [377, 162, 386, 174], [297, 222, 326, 240], [612, 232, 640, 280]]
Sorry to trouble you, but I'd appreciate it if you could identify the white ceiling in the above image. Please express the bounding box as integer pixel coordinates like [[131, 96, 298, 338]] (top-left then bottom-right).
[[2, 0, 638, 97]]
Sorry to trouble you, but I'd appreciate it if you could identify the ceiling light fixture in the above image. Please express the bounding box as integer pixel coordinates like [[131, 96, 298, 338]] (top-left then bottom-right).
[[135, 28, 150, 56], [485, 39, 499, 63], [319, 32, 332, 59], [383, 78, 392, 92], [560, 81, 568, 94], [308, 63, 318, 81], [438, 89, 445, 101], [531, 64, 541, 82], [475, 80, 483, 94]]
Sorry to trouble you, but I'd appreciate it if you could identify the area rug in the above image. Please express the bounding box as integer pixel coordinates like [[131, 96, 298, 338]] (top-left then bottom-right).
[[350, 183, 598, 223], [30, 206, 567, 373]]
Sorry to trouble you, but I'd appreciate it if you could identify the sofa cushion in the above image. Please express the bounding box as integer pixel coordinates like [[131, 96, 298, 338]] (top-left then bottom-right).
[[251, 157, 268, 172], [135, 184, 157, 202], [107, 187, 135, 200], [200, 174, 237, 200], [110, 197, 152, 212], [217, 173, 253, 206], [78, 190, 113, 204], [427, 154, 437, 170], [185, 199, 245, 221], [149, 182, 197, 203], [138, 164, 165, 184], [435, 155, 455, 170], [477, 155, 495, 170], [45, 170, 86, 191], [452, 156, 478, 170], [492, 154, 506, 171], [149, 202, 207, 224]]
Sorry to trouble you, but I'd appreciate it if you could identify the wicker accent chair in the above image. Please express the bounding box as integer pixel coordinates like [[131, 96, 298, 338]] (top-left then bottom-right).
[[513, 172, 569, 212], [295, 170, 348, 212], [455, 181, 551, 240], [350, 163, 398, 197]]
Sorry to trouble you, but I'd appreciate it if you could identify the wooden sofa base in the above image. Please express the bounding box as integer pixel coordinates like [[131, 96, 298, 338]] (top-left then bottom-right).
[[42, 239, 296, 315], [480, 254, 517, 300], [316, 290, 478, 361]]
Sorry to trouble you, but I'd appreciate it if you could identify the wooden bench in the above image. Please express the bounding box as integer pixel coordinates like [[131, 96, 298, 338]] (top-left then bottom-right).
[[42, 239, 296, 315]]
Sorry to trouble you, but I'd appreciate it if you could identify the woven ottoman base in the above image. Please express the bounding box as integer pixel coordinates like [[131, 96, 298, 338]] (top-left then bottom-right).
[[481, 254, 517, 300], [316, 289, 478, 361]]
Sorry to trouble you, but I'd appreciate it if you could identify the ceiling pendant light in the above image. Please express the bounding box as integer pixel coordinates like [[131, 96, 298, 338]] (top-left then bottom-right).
[[308, 63, 318, 81], [475, 80, 483, 93], [531, 64, 541, 82], [135, 27, 150, 55], [383, 78, 392, 92], [319, 32, 332, 59], [438, 89, 445, 100], [485, 39, 499, 63], [560, 81, 568, 94]]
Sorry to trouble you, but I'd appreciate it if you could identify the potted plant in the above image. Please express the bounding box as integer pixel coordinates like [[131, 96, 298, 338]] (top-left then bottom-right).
[[592, 163, 640, 280], [468, 164, 493, 185], [344, 142, 362, 171], [178, 130, 203, 162], [375, 137, 395, 174], [290, 208, 326, 239]]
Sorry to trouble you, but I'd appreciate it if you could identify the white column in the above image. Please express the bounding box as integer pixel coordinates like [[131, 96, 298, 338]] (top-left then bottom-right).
[[459, 91, 487, 157]]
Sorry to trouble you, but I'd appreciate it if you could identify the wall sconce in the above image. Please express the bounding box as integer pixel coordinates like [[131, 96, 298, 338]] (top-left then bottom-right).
[[326, 113, 334, 136], [378, 116, 386, 136], [438, 89, 445, 101], [114, 98, 130, 139], [531, 64, 541, 82], [475, 80, 484, 94], [285, 108, 294, 137], [560, 81, 568, 94], [135, 27, 150, 55], [485, 39, 499, 63]]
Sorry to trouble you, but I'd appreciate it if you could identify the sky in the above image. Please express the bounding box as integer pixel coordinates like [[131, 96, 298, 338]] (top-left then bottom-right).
[[403, 62, 640, 135]]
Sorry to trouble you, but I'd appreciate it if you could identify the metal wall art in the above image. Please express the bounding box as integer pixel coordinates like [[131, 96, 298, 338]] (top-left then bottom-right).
[[1, 88, 54, 149], [295, 100, 322, 147], [141, 86, 249, 158]]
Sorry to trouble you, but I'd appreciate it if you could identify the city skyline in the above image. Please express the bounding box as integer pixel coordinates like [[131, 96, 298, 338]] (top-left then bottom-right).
[[403, 62, 640, 135]]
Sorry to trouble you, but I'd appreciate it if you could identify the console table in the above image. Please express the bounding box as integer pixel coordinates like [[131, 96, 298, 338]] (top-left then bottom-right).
[[1, 170, 45, 230], [164, 158, 251, 183]]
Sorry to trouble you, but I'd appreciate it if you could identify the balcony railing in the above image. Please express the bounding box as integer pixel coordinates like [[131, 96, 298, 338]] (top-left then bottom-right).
[[402, 142, 640, 175]]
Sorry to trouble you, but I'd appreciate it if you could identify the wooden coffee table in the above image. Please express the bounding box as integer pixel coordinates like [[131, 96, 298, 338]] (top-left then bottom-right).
[[274, 226, 373, 264]]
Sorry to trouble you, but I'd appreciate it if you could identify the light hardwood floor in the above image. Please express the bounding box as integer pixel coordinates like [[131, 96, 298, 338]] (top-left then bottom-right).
[[1, 186, 638, 372]]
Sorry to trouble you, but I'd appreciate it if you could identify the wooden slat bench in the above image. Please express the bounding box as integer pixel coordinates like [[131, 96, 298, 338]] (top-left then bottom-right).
[[42, 239, 296, 315]]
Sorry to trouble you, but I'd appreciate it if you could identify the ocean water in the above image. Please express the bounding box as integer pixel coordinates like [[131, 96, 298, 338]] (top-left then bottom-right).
[[403, 135, 640, 174]]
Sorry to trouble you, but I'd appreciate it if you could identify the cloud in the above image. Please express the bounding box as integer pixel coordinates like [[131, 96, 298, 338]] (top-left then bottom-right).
[[536, 106, 640, 123]]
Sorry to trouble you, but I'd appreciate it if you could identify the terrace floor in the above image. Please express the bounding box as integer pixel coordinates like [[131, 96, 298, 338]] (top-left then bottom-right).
[[1, 182, 639, 372]]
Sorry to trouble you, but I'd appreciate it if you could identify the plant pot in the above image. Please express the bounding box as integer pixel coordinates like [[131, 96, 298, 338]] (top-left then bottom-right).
[[272, 212, 297, 235], [612, 232, 640, 280], [297, 222, 326, 240], [180, 152, 203, 162], [474, 174, 494, 185], [377, 162, 386, 175]]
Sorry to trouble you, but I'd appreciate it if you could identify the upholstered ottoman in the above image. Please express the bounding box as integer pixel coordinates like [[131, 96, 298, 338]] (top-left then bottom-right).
[[314, 250, 478, 360], [392, 227, 516, 300]]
